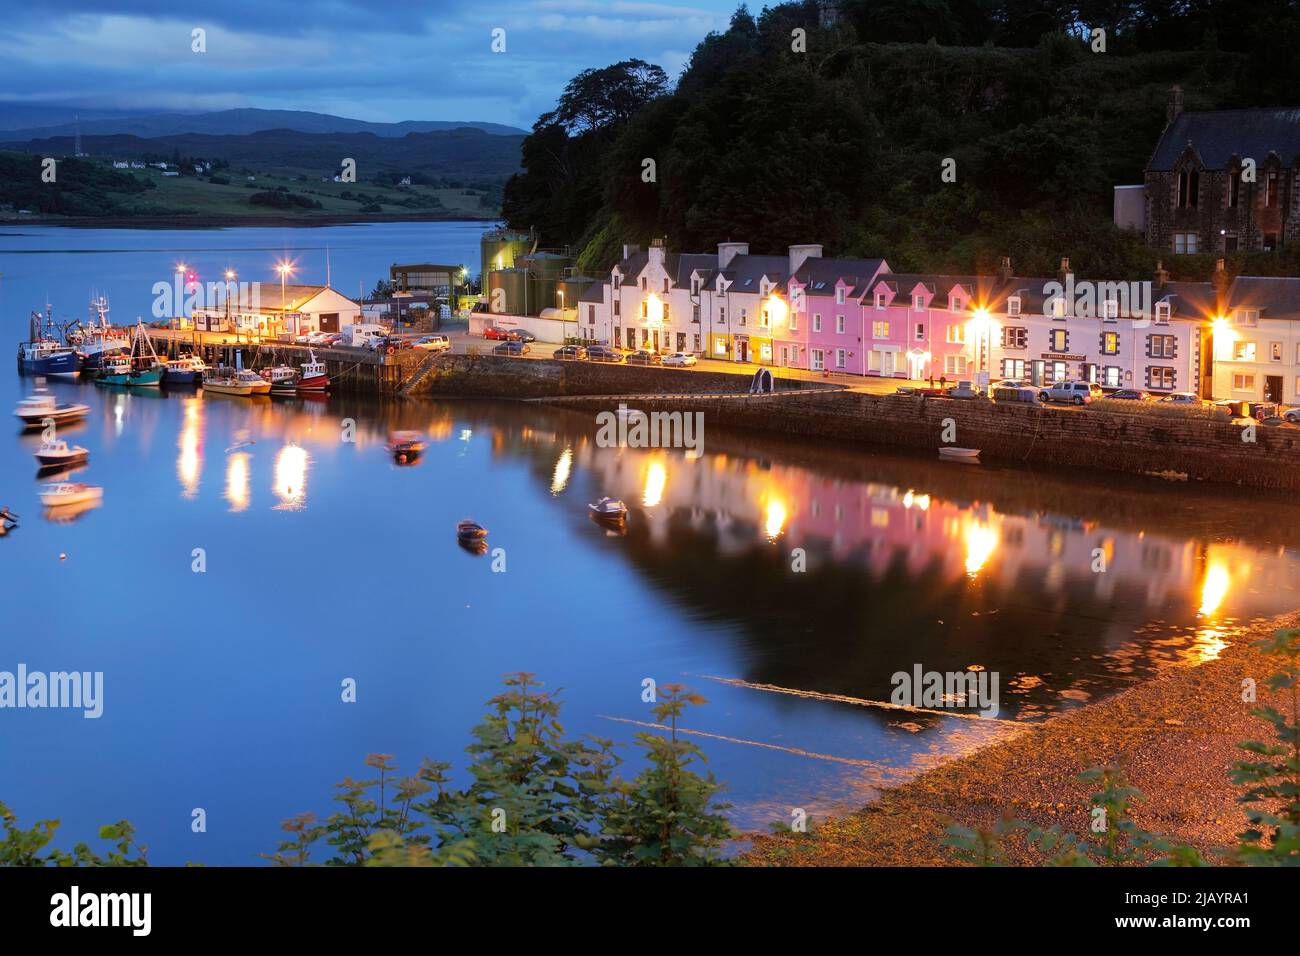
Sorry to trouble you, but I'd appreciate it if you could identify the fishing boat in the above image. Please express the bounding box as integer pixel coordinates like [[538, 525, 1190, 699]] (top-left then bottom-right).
[[297, 351, 330, 393], [456, 519, 488, 541], [16, 307, 82, 378], [34, 438, 89, 469], [13, 391, 90, 427], [388, 430, 426, 464], [96, 321, 164, 386], [39, 482, 103, 508], [70, 297, 130, 372], [162, 354, 207, 385], [261, 364, 299, 395], [938, 446, 981, 461], [202, 366, 272, 396], [589, 497, 628, 521]]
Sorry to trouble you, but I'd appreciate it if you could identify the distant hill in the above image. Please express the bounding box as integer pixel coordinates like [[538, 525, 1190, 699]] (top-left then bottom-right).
[[0, 108, 526, 141], [3, 127, 523, 179]]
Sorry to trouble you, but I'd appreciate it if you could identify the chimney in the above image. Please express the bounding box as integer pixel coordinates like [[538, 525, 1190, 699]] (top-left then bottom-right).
[[622, 243, 641, 261], [788, 243, 823, 276], [1057, 257, 1072, 284], [997, 256, 1012, 281], [1167, 85, 1184, 125], [648, 237, 666, 268], [1153, 259, 1169, 290], [717, 241, 748, 269]]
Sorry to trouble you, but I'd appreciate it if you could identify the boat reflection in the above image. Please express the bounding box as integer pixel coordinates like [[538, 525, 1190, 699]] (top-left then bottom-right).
[[225, 452, 250, 513], [177, 398, 203, 498], [42, 498, 102, 523]]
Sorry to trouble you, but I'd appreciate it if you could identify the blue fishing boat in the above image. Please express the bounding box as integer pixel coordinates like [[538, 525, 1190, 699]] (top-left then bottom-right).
[[162, 354, 207, 385], [70, 296, 130, 373], [17, 307, 81, 378]]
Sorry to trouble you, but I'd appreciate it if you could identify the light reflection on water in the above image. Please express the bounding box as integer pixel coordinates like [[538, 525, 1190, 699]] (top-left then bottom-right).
[[4, 379, 1298, 863]]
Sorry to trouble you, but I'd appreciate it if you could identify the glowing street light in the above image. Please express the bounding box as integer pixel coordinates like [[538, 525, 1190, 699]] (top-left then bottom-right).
[[276, 260, 296, 336]]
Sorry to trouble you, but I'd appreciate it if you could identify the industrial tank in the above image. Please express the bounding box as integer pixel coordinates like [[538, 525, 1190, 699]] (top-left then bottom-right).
[[487, 268, 529, 316], [480, 228, 534, 284]]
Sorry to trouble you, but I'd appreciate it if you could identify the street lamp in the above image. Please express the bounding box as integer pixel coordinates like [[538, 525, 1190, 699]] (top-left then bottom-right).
[[276, 261, 295, 337]]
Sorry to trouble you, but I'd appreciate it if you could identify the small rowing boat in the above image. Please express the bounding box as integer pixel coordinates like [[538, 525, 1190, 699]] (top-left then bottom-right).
[[938, 446, 981, 461], [456, 519, 488, 541], [39, 482, 103, 508], [589, 496, 628, 521]]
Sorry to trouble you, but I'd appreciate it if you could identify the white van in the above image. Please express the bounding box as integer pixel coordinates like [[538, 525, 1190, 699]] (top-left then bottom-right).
[[341, 324, 389, 349]]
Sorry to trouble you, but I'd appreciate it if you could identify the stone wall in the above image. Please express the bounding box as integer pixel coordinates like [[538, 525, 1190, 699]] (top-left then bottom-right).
[[404, 353, 831, 399], [544, 391, 1300, 491]]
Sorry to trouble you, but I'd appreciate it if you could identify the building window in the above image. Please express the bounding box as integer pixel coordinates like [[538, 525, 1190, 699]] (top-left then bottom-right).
[[835, 348, 846, 369], [875, 292, 886, 309], [587, 306, 595, 325], [1233, 341, 1256, 361], [739, 308, 747, 326], [1155, 302, 1171, 324], [1266, 171, 1279, 208], [835, 287, 846, 305], [944, 354, 966, 376], [662, 278, 669, 294], [1050, 329, 1069, 352], [760, 342, 772, 361], [1102, 300, 1119, 321], [1177, 168, 1199, 208], [1007, 297, 1021, 317], [788, 312, 797, 331], [1102, 366, 1121, 388], [1150, 367, 1176, 390], [1002, 358, 1026, 379], [949, 295, 963, 312], [692, 304, 700, 323], [915, 323, 925, 341], [641, 277, 647, 291], [1234, 309, 1259, 327], [612, 274, 621, 290], [945, 324, 965, 344], [693, 335, 701, 351], [641, 301, 648, 319], [719, 307, 726, 324], [1047, 361, 1067, 383], [1050, 297, 1066, 318], [691, 278, 699, 295], [760, 308, 771, 328], [1174, 232, 1199, 254], [1264, 232, 1278, 251], [872, 320, 889, 339], [913, 294, 925, 310], [1271, 342, 1283, 362], [1149, 334, 1177, 359], [836, 314, 845, 334], [714, 337, 727, 355], [613, 300, 620, 317], [811, 349, 825, 371], [1002, 326, 1027, 349], [1228, 173, 1240, 208], [1101, 332, 1119, 355], [1233, 373, 1255, 391], [813, 313, 822, 332]]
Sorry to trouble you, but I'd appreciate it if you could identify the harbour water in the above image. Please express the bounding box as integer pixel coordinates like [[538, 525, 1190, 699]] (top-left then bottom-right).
[[4, 224, 1300, 864]]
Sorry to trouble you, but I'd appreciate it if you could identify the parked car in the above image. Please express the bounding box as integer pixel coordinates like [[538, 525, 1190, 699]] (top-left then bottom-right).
[[554, 345, 588, 361], [1039, 381, 1104, 405], [662, 352, 698, 367], [626, 349, 663, 366], [996, 380, 1030, 390], [587, 345, 624, 363], [483, 327, 512, 340], [1158, 391, 1203, 406], [508, 330, 537, 343], [372, 336, 412, 352], [493, 340, 530, 356], [1284, 406, 1300, 424], [414, 335, 451, 352], [319, 333, 342, 348], [1111, 388, 1151, 401]]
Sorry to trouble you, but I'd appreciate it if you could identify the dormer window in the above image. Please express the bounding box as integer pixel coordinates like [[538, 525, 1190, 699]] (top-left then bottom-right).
[[949, 295, 962, 312], [691, 278, 699, 295], [1178, 168, 1199, 209], [1051, 297, 1066, 319], [1103, 300, 1119, 321], [913, 294, 925, 310], [1234, 309, 1259, 327], [612, 273, 621, 290], [1155, 302, 1170, 324], [1007, 296, 1021, 317], [835, 287, 846, 305], [662, 278, 669, 294], [875, 291, 886, 310]]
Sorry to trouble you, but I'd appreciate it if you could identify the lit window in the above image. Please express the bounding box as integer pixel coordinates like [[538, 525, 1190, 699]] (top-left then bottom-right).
[[1233, 373, 1255, 391], [1232, 341, 1256, 361]]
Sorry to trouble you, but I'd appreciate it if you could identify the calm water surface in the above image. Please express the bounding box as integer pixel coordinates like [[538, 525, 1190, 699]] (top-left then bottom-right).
[[3, 226, 1298, 864]]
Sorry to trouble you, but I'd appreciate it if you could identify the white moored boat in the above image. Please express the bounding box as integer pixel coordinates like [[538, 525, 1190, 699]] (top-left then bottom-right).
[[34, 439, 90, 468], [13, 391, 91, 427], [202, 367, 272, 396], [39, 482, 103, 508]]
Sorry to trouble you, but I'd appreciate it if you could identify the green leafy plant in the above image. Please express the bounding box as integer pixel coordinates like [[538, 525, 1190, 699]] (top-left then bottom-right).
[[0, 802, 148, 867], [1231, 626, 1300, 865]]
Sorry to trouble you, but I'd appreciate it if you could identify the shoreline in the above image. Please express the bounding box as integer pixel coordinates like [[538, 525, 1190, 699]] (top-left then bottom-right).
[[745, 613, 1294, 866], [0, 212, 497, 230]]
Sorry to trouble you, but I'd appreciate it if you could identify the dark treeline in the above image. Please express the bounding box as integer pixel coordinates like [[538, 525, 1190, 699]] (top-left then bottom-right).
[[501, 0, 1300, 280]]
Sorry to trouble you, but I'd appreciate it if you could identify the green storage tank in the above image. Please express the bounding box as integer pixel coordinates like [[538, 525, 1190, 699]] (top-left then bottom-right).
[[487, 268, 530, 316], [480, 229, 534, 284], [526, 275, 559, 317], [557, 275, 597, 310], [517, 251, 573, 280]]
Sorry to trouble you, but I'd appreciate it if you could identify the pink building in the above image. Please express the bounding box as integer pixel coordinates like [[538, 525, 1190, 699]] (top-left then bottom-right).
[[787, 257, 889, 374]]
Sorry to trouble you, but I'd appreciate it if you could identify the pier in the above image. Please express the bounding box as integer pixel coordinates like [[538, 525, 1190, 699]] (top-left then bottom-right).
[[144, 329, 426, 394]]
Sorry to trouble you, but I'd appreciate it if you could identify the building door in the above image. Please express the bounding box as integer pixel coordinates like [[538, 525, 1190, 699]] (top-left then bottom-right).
[[736, 339, 749, 362], [652, 330, 660, 352], [881, 351, 895, 376], [1031, 360, 1045, 386], [626, 328, 636, 350], [1266, 375, 1283, 403], [676, 333, 686, 352], [319, 312, 339, 333]]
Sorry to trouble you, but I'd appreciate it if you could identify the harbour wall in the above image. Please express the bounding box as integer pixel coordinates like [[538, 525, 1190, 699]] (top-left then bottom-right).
[[544, 391, 1300, 491]]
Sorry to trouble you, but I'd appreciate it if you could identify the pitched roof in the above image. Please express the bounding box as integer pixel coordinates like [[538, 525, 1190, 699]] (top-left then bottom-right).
[[793, 257, 886, 297], [259, 284, 356, 312], [1157, 280, 1218, 320], [870, 273, 1014, 309], [1149, 108, 1300, 171], [725, 254, 791, 292], [1226, 275, 1300, 318], [579, 278, 607, 304]]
